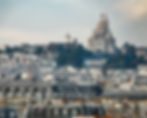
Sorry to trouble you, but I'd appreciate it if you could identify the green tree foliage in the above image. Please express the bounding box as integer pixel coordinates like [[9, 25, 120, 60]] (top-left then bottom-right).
[[48, 43, 93, 68], [104, 43, 146, 69]]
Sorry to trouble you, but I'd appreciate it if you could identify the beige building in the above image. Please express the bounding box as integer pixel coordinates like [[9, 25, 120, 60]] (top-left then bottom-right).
[[88, 15, 116, 54]]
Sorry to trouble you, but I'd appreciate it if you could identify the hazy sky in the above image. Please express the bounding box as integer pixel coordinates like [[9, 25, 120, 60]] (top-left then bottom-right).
[[0, 0, 147, 47]]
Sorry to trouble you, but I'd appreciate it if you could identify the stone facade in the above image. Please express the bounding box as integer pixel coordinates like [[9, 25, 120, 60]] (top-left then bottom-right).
[[89, 15, 116, 54]]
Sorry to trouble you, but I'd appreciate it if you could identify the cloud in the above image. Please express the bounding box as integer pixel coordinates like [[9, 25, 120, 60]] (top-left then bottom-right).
[[87, 0, 147, 21], [0, 0, 147, 47], [116, 0, 147, 21], [0, 28, 59, 45], [0, 27, 90, 46]]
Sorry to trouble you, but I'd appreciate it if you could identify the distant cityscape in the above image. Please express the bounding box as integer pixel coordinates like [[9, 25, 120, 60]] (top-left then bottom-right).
[[0, 15, 147, 118]]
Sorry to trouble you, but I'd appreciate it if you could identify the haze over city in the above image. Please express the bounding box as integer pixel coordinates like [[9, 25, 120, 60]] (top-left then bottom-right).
[[1, 1, 147, 118], [0, 0, 147, 46]]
